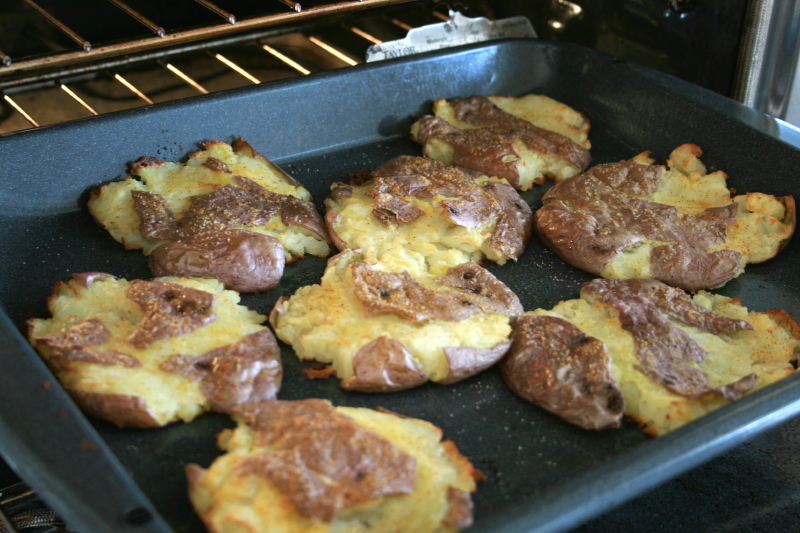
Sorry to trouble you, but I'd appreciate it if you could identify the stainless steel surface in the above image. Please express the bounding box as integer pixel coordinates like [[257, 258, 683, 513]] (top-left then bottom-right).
[[278, 0, 303, 13], [21, 0, 91, 52], [734, 0, 800, 119], [105, 0, 165, 38]]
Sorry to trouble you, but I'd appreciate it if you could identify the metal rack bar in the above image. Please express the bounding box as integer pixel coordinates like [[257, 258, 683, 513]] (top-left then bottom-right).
[[2, 95, 39, 127], [308, 36, 359, 65], [390, 17, 413, 30], [0, 483, 66, 533], [214, 53, 261, 83], [0, 485, 35, 508], [60, 84, 98, 115], [22, 0, 92, 52], [194, 0, 236, 24], [3, 0, 413, 76], [277, 0, 302, 13], [348, 26, 383, 43], [262, 44, 310, 74], [0, 483, 22, 533], [163, 62, 209, 93], [113, 73, 155, 104], [1, 22, 317, 92], [106, 0, 166, 37]]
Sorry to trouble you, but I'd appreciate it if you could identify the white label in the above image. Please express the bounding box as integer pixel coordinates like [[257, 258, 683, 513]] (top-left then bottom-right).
[[366, 12, 537, 63]]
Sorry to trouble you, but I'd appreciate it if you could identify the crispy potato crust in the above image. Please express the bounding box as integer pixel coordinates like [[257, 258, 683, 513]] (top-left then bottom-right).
[[535, 145, 796, 290], [27, 274, 279, 427], [88, 137, 331, 291], [509, 278, 800, 435], [775, 195, 795, 255], [325, 155, 532, 269], [187, 400, 478, 532], [272, 250, 516, 391]]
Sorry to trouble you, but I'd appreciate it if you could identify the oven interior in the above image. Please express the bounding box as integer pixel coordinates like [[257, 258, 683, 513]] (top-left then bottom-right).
[[0, 0, 758, 136]]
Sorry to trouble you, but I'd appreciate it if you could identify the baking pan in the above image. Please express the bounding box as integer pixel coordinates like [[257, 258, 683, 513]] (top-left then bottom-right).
[[2, 38, 800, 533]]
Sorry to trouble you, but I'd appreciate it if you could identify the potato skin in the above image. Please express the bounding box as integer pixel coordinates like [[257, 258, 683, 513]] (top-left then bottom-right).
[[323, 207, 350, 253], [149, 230, 285, 293], [340, 336, 428, 392], [501, 315, 624, 430], [69, 389, 161, 428], [440, 342, 512, 385]]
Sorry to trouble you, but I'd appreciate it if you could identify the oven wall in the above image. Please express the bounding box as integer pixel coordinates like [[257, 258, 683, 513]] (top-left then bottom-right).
[[486, 0, 748, 98]]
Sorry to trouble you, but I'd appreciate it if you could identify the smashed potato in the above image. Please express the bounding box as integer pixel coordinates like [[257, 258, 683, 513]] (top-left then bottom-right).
[[535, 144, 795, 291], [187, 399, 480, 533], [271, 250, 520, 391], [503, 278, 799, 436], [410, 94, 591, 190], [325, 155, 533, 272], [26, 273, 281, 427], [89, 137, 332, 292]]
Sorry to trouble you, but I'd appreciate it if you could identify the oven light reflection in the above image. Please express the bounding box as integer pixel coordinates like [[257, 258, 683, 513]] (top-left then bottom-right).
[[164, 63, 209, 94], [113, 74, 154, 104], [308, 37, 359, 66], [349, 27, 382, 44], [60, 84, 97, 115], [390, 18, 413, 31], [557, 0, 583, 15], [215, 54, 261, 83], [3, 95, 39, 127], [262, 45, 311, 75]]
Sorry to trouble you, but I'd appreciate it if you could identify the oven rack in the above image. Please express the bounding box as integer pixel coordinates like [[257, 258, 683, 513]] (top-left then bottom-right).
[[1, 0, 420, 73], [0, 481, 67, 533], [0, 0, 465, 135]]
